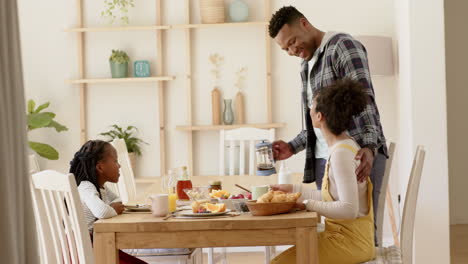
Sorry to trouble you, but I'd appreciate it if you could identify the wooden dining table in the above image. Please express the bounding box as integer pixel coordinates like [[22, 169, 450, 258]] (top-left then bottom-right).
[[93, 210, 319, 264]]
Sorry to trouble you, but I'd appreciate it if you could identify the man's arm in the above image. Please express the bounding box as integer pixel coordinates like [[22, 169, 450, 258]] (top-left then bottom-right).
[[288, 129, 307, 154]]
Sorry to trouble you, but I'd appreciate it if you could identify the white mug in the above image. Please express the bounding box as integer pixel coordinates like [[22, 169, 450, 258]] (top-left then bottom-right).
[[251, 185, 269, 200], [148, 194, 169, 217]]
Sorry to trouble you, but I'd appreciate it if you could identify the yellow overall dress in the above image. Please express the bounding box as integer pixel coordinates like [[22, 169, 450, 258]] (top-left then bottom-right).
[[271, 144, 375, 264]]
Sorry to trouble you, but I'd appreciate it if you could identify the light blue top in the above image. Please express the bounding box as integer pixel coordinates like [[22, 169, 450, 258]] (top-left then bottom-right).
[[306, 32, 339, 159]]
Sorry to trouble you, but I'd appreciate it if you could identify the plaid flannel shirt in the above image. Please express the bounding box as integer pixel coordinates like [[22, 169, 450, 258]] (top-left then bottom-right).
[[289, 33, 388, 183]]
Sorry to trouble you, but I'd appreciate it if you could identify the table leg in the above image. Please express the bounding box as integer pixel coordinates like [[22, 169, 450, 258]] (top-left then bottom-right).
[[296, 227, 318, 264], [94, 232, 118, 264]]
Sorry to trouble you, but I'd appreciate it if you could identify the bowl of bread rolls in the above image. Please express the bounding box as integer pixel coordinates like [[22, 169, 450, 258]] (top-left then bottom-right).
[[246, 190, 302, 216]]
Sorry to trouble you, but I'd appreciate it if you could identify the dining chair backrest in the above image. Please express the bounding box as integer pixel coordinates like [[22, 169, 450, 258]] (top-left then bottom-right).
[[219, 127, 275, 175], [29, 154, 51, 264], [29, 154, 40, 174], [104, 181, 121, 197], [31, 170, 94, 264], [376, 141, 396, 247], [400, 146, 425, 264], [110, 138, 137, 203]]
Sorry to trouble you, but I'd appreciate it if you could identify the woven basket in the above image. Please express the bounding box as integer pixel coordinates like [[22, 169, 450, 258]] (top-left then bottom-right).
[[199, 0, 225, 24], [246, 201, 296, 216]]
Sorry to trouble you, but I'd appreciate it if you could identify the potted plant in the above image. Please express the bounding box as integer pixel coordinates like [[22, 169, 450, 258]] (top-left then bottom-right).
[[101, 0, 135, 24], [27, 100, 68, 160], [99, 125, 147, 170], [109, 49, 130, 78]]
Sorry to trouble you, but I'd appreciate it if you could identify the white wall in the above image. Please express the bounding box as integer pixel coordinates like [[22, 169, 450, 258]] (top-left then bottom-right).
[[445, 0, 468, 225], [18, 0, 397, 178], [395, 0, 451, 263]]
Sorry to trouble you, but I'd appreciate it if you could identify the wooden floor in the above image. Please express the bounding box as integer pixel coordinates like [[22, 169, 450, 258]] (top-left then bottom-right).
[[451, 224, 468, 264]]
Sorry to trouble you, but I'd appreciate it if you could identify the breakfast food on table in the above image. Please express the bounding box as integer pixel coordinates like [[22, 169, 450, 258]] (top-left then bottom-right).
[[191, 201, 226, 213], [256, 190, 301, 203], [184, 187, 209, 201], [209, 189, 230, 199]]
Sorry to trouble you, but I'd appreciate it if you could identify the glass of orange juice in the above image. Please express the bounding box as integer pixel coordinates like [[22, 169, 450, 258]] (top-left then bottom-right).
[[168, 187, 177, 212]]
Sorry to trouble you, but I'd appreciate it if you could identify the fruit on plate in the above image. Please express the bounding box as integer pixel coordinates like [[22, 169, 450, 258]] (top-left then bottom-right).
[[230, 193, 244, 199], [206, 203, 226, 213], [191, 201, 226, 213], [209, 189, 230, 199]]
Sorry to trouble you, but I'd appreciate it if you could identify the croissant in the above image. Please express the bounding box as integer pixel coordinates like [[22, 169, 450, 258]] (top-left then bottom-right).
[[256, 190, 302, 203], [257, 191, 274, 203], [286, 192, 302, 202], [271, 193, 287, 203]]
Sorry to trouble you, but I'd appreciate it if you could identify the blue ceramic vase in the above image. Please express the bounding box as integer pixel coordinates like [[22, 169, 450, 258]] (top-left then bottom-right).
[[229, 0, 249, 22]]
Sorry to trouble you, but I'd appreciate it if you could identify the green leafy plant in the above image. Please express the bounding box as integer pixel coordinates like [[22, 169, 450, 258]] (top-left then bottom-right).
[[27, 100, 68, 160], [99, 125, 147, 156], [109, 49, 130, 64], [101, 0, 135, 24]]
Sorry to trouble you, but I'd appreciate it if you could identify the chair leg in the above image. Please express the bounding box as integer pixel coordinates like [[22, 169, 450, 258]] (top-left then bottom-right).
[[386, 187, 400, 247], [187, 249, 196, 264], [198, 248, 203, 264], [265, 246, 271, 264], [221, 248, 227, 264], [208, 248, 214, 264]]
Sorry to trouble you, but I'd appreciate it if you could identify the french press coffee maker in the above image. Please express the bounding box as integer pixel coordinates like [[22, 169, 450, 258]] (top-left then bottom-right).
[[255, 140, 276, 176]]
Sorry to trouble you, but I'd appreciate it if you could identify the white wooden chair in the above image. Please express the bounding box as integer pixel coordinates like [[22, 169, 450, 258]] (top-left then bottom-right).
[[376, 141, 396, 246], [219, 127, 275, 176], [29, 154, 52, 264], [363, 145, 426, 264], [214, 127, 276, 264], [110, 138, 137, 204], [29, 154, 40, 174], [30, 170, 94, 264]]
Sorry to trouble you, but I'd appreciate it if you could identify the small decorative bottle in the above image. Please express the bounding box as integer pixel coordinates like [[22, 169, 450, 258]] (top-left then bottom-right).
[[235, 91, 245, 124], [223, 99, 234, 125], [176, 166, 192, 200], [212, 87, 221, 125], [229, 0, 249, 22]]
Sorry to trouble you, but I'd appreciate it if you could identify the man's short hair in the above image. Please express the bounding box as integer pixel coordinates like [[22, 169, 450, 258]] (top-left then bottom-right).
[[268, 6, 305, 38]]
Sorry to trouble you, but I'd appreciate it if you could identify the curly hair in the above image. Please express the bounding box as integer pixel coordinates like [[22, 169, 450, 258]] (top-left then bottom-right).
[[69, 139, 111, 196], [268, 6, 305, 38], [314, 78, 369, 135]]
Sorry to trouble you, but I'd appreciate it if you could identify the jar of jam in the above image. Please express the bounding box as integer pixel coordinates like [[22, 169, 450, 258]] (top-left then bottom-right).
[[209, 180, 222, 193]]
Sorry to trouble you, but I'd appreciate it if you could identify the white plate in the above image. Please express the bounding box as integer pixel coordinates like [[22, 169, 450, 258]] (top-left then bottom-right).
[[178, 209, 231, 217]]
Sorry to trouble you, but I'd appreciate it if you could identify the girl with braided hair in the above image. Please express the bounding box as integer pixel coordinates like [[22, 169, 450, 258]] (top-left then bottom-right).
[[70, 139, 147, 264]]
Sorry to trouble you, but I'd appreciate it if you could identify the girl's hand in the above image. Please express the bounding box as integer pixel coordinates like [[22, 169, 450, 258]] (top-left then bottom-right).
[[270, 184, 293, 193], [111, 202, 125, 214]]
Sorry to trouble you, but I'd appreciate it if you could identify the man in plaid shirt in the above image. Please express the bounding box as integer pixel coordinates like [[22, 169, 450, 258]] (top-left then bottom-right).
[[269, 6, 387, 241]]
